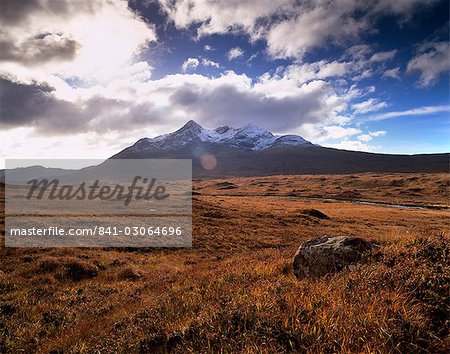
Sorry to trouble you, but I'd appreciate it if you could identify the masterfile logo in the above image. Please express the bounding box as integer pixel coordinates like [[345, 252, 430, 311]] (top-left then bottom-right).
[[26, 176, 170, 206], [5, 159, 192, 247]]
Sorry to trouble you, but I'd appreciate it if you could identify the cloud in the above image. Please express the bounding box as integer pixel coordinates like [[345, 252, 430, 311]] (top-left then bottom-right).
[[352, 98, 388, 114], [382, 67, 401, 80], [285, 60, 350, 84], [407, 41, 450, 87], [182, 57, 219, 71], [0, 0, 156, 83], [158, 0, 439, 60], [369, 50, 397, 62], [0, 127, 140, 167], [203, 44, 215, 51], [227, 47, 244, 60], [0, 32, 79, 65], [0, 77, 56, 126], [0, 0, 44, 26], [201, 58, 220, 68], [284, 54, 401, 85], [265, 2, 369, 59], [158, 0, 291, 38], [320, 126, 361, 140], [370, 105, 450, 121], [345, 44, 373, 60], [357, 130, 387, 142], [326, 140, 373, 152], [167, 72, 350, 132], [0, 66, 363, 136], [0, 73, 172, 134], [181, 57, 200, 72]]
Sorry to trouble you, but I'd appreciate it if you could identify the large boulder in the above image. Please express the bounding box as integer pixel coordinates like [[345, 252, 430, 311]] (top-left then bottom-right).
[[293, 236, 373, 279]]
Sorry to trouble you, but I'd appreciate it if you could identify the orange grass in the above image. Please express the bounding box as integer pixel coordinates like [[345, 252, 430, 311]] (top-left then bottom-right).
[[0, 173, 449, 353]]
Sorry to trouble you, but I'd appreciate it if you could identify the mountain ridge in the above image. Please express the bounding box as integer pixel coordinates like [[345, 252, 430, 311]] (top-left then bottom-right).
[[129, 120, 313, 153], [111, 120, 449, 177]]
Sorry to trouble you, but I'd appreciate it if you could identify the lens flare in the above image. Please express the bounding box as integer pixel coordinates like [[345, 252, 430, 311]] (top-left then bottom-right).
[[200, 153, 217, 170]]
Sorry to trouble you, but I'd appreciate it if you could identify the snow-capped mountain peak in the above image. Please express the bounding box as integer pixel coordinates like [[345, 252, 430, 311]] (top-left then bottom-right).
[[132, 120, 312, 152], [178, 120, 204, 133]]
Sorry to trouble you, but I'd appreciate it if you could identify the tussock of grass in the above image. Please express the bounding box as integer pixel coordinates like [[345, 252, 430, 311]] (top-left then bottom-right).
[[117, 266, 144, 281], [37, 256, 98, 281]]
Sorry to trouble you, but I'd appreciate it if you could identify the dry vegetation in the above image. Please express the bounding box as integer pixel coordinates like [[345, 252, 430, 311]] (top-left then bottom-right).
[[0, 173, 449, 353], [195, 172, 450, 208]]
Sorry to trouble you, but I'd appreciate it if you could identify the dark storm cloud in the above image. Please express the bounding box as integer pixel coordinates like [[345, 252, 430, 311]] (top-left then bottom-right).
[[170, 83, 329, 132], [0, 0, 42, 25], [0, 78, 56, 125], [0, 0, 97, 26], [0, 32, 79, 65], [171, 86, 201, 105], [0, 77, 164, 134], [0, 0, 101, 66], [0, 77, 92, 132]]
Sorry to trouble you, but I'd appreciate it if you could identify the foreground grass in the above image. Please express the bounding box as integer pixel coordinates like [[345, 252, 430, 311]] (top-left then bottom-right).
[[1, 234, 448, 353], [0, 174, 449, 352]]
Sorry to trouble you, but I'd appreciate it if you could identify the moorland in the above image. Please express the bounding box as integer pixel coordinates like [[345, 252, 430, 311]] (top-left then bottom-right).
[[0, 172, 449, 353]]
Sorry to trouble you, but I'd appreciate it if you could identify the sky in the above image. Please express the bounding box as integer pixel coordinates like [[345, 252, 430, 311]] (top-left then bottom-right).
[[0, 0, 449, 168]]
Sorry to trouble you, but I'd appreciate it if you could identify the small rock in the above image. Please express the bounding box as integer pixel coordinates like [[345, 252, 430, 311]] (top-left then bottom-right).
[[293, 236, 373, 279]]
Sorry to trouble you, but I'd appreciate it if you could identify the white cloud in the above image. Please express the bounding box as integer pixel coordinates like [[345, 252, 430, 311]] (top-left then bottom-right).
[[352, 69, 374, 81], [158, 0, 439, 60], [227, 47, 244, 60], [407, 41, 450, 87], [278, 50, 399, 86], [299, 125, 387, 152], [181, 57, 200, 71], [265, 2, 368, 59], [158, 0, 292, 38], [201, 58, 220, 68], [357, 130, 387, 142], [182, 57, 220, 71], [299, 124, 361, 141], [0, 127, 136, 168], [326, 140, 372, 152], [352, 98, 388, 114], [286, 60, 350, 84], [321, 126, 361, 139], [204, 44, 215, 51], [382, 67, 401, 80], [345, 45, 373, 60], [369, 50, 397, 62], [370, 105, 450, 121]]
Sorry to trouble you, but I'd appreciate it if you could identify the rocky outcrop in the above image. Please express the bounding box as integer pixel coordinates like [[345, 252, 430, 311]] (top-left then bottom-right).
[[293, 236, 373, 279]]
